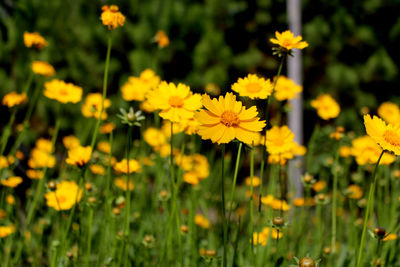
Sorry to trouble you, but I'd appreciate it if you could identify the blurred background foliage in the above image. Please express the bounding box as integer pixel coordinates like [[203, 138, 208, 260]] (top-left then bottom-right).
[[1, 0, 400, 140]]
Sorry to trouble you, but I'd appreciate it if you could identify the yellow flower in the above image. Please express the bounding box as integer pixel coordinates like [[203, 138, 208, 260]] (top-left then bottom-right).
[[194, 214, 210, 229], [262, 227, 283, 240], [144, 128, 167, 148], [273, 76, 302, 101], [6, 195, 15, 205], [346, 185, 363, 199], [312, 181, 326, 192], [261, 194, 274, 206], [311, 94, 340, 120], [36, 138, 53, 153], [268, 141, 305, 165], [140, 100, 157, 113], [89, 164, 105, 175], [23, 32, 48, 49], [266, 126, 295, 155], [44, 181, 82, 211], [101, 5, 125, 30], [176, 154, 209, 180], [100, 122, 115, 134], [231, 74, 273, 99], [0, 156, 9, 169], [382, 233, 398, 241], [28, 149, 55, 169], [245, 176, 261, 187], [252, 232, 268, 246], [351, 135, 395, 165], [2, 92, 27, 107], [31, 61, 55, 77], [378, 102, 400, 125], [183, 171, 199, 185], [155, 30, 169, 48], [81, 93, 111, 119], [196, 93, 265, 144], [121, 70, 161, 102], [26, 169, 43, 179], [339, 146, 352, 158], [97, 141, 111, 154], [148, 82, 202, 122], [44, 79, 82, 104], [62, 135, 80, 149], [113, 159, 141, 174], [270, 199, 290, 211], [364, 114, 400, 155], [114, 177, 134, 191], [161, 120, 184, 138], [293, 198, 315, 207], [65, 146, 92, 167], [1, 176, 23, 188], [270, 30, 308, 50], [0, 224, 15, 238]]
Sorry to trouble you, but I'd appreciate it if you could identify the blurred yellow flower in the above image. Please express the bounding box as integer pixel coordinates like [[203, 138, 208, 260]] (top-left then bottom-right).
[[183, 171, 199, 185], [1, 176, 23, 188], [114, 177, 134, 191], [65, 146, 92, 167], [100, 122, 115, 134], [351, 135, 395, 165], [90, 164, 106, 175], [268, 141, 305, 165], [6, 195, 15, 205], [97, 141, 111, 154], [0, 224, 15, 238], [378, 102, 400, 125], [28, 148, 55, 169], [273, 76, 302, 101], [364, 114, 400, 155], [62, 135, 80, 149], [196, 93, 265, 144], [270, 30, 308, 50], [24, 32, 47, 49], [2, 92, 27, 107], [161, 120, 184, 138], [382, 233, 398, 241], [148, 82, 202, 122], [270, 199, 290, 211], [293, 198, 315, 207], [155, 30, 169, 48], [231, 74, 273, 99], [113, 159, 141, 174], [194, 214, 210, 229], [121, 69, 160, 102], [312, 181, 326, 192], [36, 138, 53, 153], [45, 181, 82, 211], [101, 5, 125, 30], [31, 61, 55, 77], [205, 83, 220, 95], [44, 79, 82, 104], [346, 185, 363, 199], [176, 153, 209, 180], [311, 94, 340, 120], [26, 169, 43, 179], [81, 93, 111, 119], [266, 125, 295, 155], [261, 194, 274, 206], [140, 100, 157, 113], [144, 128, 167, 148], [245, 176, 261, 187], [339, 146, 352, 158]]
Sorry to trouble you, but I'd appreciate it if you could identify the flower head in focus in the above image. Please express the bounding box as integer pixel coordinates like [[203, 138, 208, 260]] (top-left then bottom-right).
[[311, 94, 340, 120], [270, 30, 308, 56], [231, 74, 273, 99], [24, 32, 48, 49], [44, 79, 82, 104], [44, 181, 82, 211], [31, 61, 56, 77], [101, 5, 125, 30], [2, 92, 27, 108]]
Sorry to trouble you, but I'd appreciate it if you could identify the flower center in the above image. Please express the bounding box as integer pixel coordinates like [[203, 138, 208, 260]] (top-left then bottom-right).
[[383, 130, 400, 146], [246, 82, 262, 93], [282, 38, 292, 48], [169, 96, 184, 108], [59, 89, 69, 96], [220, 111, 239, 127], [57, 195, 67, 203]]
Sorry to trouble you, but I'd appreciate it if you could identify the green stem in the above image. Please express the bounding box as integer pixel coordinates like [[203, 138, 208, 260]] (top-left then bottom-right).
[[84, 208, 94, 267], [0, 109, 17, 156], [331, 144, 340, 253], [356, 150, 385, 267], [227, 142, 243, 224], [250, 144, 255, 264], [221, 144, 227, 267]]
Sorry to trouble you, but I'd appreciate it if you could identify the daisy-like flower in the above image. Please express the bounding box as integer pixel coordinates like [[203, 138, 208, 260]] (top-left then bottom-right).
[[311, 94, 340, 120], [31, 61, 55, 77], [196, 93, 265, 144], [101, 5, 125, 30], [62, 135, 81, 150], [231, 74, 273, 99], [121, 69, 160, 102], [364, 114, 400, 155], [273, 76, 302, 101], [23, 32, 48, 49], [44, 79, 83, 104], [378, 102, 400, 125], [147, 82, 202, 122], [194, 214, 211, 229], [114, 177, 134, 191], [113, 159, 141, 174], [44, 181, 82, 211], [351, 135, 395, 165], [1, 176, 23, 188], [2, 92, 27, 108], [266, 125, 295, 155], [81, 93, 111, 119], [155, 30, 169, 48], [270, 30, 308, 51], [65, 146, 92, 167]]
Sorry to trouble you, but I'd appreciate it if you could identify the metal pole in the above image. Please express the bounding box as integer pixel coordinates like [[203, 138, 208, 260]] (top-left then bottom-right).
[[287, 0, 303, 197]]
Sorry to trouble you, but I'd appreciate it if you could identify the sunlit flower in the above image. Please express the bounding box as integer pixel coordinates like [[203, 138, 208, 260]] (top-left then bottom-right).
[[176, 153, 209, 180], [122, 69, 160, 102], [28, 149, 55, 169], [65, 146, 92, 167], [113, 159, 141, 174], [339, 146, 352, 158], [270, 30, 308, 51], [161, 120, 184, 138], [364, 114, 400, 155], [148, 82, 202, 122], [194, 214, 210, 229], [273, 76, 302, 101], [155, 30, 169, 48], [196, 93, 265, 144], [270, 199, 290, 211], [45, 181, 82, 211], [268, 141, 305, 165], [97, 141, 111, 154], [24, 32, 47, 49], [36, 138, 53, 153], [232, 74, 273, 99], [90, 164, 106, 175], [245, 176, 261, 187], [293, 198, 315, 207], [140, 100, 157, 113], [383, 233, 398, 241], [266, 126, 295, 155], [1, 176, 22, 188], [100, 122, 115, 134], [26, 169, 43, 179], [351, 135, 395, 165], [31, 61, 55, 77], [114, 177, 134, 191], [378, 102, 400, 125], [346, 184, 363, 199], [81, 93, 111, 119], [183, 171, 199, 185], [44, 79, 82, 104], [62, 135, 80, 149], [311, 94, 340, 120], [2, 92, 27, 107], [101, 5, 125, 30], [0, 224, 15, 238]]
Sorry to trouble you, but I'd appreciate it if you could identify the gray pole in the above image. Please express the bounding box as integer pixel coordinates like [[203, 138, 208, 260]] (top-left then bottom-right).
[[287, 0, 303, 197]]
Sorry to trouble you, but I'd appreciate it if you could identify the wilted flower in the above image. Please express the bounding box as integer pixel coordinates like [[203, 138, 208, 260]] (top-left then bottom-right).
[[231, 74, 273, 99], [44, 79, 82, 104], [2, 92, 27, 108], [31, 61, 56, 77]]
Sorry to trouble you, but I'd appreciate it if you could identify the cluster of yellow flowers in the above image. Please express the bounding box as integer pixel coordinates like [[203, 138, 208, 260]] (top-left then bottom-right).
[[252, 227, 283, 246], [121, 69, 160, 102], [175, 153, 210, 185], [28, 138, 55, 169]]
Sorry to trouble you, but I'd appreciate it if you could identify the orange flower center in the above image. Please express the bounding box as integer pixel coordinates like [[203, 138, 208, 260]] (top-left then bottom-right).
[[383, 130, 400, 146], [220, 111, 239, 127], [59, 89, 69, 96], [169, 96, 184, 108], [281, 38, 292, 48], [246, 82, 262, 93], [57, 195, 67, 203]]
